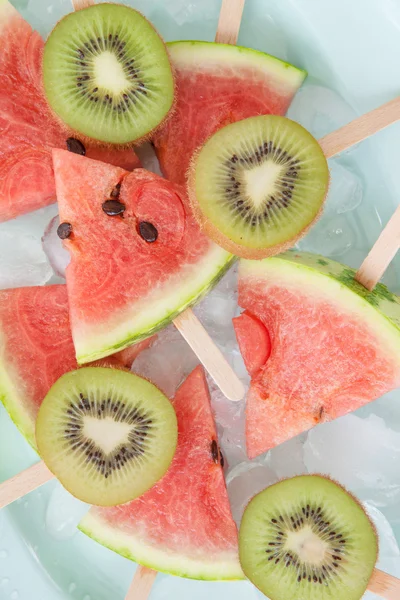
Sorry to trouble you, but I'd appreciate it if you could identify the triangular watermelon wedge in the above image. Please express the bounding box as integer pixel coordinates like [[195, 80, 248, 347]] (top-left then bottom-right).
[[234, 251, 400, 459], [0, 0, 140, 222], [153, 41, 306, 185], [80, 366, 242, 580], [53, 150, 234, 364], [0, 285, 150, 447]]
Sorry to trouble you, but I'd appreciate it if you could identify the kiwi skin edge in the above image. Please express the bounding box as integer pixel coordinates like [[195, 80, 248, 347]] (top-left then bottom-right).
[[239, 474, 378, 599], [41, 3, 177, 149], [187, 146, 330, 260]]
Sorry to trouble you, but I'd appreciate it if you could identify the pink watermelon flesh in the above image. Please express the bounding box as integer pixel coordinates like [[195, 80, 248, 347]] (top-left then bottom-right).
[[0, 284, 151, 447], [233, 310, 271, 376], [80, 366, 242, 580], [53, 149, 233, 363], [153, 41, 306, 186], [0, 0, 140, 222], [238, 253, 400, 459]]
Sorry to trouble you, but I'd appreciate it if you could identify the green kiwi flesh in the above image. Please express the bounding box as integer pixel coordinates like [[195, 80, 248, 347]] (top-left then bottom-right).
[[36, 367, 178, 506], [239, 475, 378, 600], [43, 3, 174, 144], [189, 115, 329, 259]]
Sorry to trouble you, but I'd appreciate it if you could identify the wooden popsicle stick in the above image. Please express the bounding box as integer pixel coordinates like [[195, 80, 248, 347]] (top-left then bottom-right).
[[0, 461, 54, 510], [72, 0, 93, 9], [125, 567, 157, 600], [215, 0, 246, 44], [354, 204, 400, 291], [368, 568, 400, 599], [319, 96, 400, 159], [173, 309, 245, 401]]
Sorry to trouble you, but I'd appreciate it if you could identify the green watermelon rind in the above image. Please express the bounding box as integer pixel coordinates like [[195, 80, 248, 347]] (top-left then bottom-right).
[[240, 250, 400, 354], [166, 40, 307, 89], [0, 355, 36, 449], [79, 512, 244, 581], [76, 247, 235, 364]]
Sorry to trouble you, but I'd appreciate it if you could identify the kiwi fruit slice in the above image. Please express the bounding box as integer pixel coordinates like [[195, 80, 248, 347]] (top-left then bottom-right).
[[36, 367, 178, 506], [239, 475, 378, 600], [43, 4, 174, 144], [189, 115, 329, 259]]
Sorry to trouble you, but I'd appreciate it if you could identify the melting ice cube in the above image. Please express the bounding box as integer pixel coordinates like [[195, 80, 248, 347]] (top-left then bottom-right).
[[42, 215, 70, 279], [0, 205, 56, 289], [304, 414, 400, 509], [287, 83, 357, 139]]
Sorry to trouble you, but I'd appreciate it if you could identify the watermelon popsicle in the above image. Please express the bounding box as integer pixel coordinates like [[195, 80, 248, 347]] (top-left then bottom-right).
[[80, 366, 242, 581], [234, 251, 400, 459]]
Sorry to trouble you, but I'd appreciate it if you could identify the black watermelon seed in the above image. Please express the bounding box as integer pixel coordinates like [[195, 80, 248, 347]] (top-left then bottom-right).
[[66, 137, 86, 156], [220, 451, 224, 468], [138, 221, 158, 243], [211, 440, 219, 464], [110, 183, 121, 198], [57, 222, 73, 239], [102, 200, 126, 216]]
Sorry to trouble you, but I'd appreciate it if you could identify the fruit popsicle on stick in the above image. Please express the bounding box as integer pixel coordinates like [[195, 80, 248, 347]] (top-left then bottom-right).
[[234, 251, 400, 458]]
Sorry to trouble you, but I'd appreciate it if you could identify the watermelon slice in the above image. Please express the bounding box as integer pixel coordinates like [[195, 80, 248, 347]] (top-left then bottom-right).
[[0, 0, 140, 223], [153, 41, 306, 186], [235, 251, 400, 459], [80, 366, 242, 580], [53, 150, 234, 364], [0, 285, 151, 447]]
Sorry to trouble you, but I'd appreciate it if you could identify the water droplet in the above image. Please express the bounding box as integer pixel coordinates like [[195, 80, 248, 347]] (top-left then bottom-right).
[[83, 595, 91, 600], [16, 498, 23, 505], [10, 591, 19, 600], [0, 578, 9, 587], [68, 583, 77, 593], [0, 550, 8, 559], [23, 502, 28, 509]]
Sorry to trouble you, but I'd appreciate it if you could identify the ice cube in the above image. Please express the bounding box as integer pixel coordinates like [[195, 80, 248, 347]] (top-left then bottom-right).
[[325, 160, 363, 215], [287, 84, 357, 140], [356, 391, 400, 434], [193, 266, 238, 339], [207, 372, 248, 470], [304, 414, 400, 509], [297, 212, 355, 257], [163, 0, 218, 26], [41, 215, 70, 279], [266, 433, 307, 479], [134, 142, 163, 177], [0, 205, 56, 289], [226, 461, 278, 525], [131, 325, 199, 398], [45, 482, 89, 541]]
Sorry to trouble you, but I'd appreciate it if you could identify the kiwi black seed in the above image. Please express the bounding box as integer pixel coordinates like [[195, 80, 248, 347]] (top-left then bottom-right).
[[239, 475, 378, 600], [43, 4, 174, 144], [35, 367, 178, 506], [189, 115, 329, 259]]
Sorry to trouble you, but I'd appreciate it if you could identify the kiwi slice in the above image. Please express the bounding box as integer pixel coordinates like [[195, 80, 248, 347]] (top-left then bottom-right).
[[189, 115, 329, 259], [36, 367, 178, 506], [239, 475, 378, 600], [43, 4, 174, 144]]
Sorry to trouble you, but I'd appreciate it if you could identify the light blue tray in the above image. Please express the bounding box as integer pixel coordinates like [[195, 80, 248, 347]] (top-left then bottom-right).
[[1, 1, 400, 599]]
